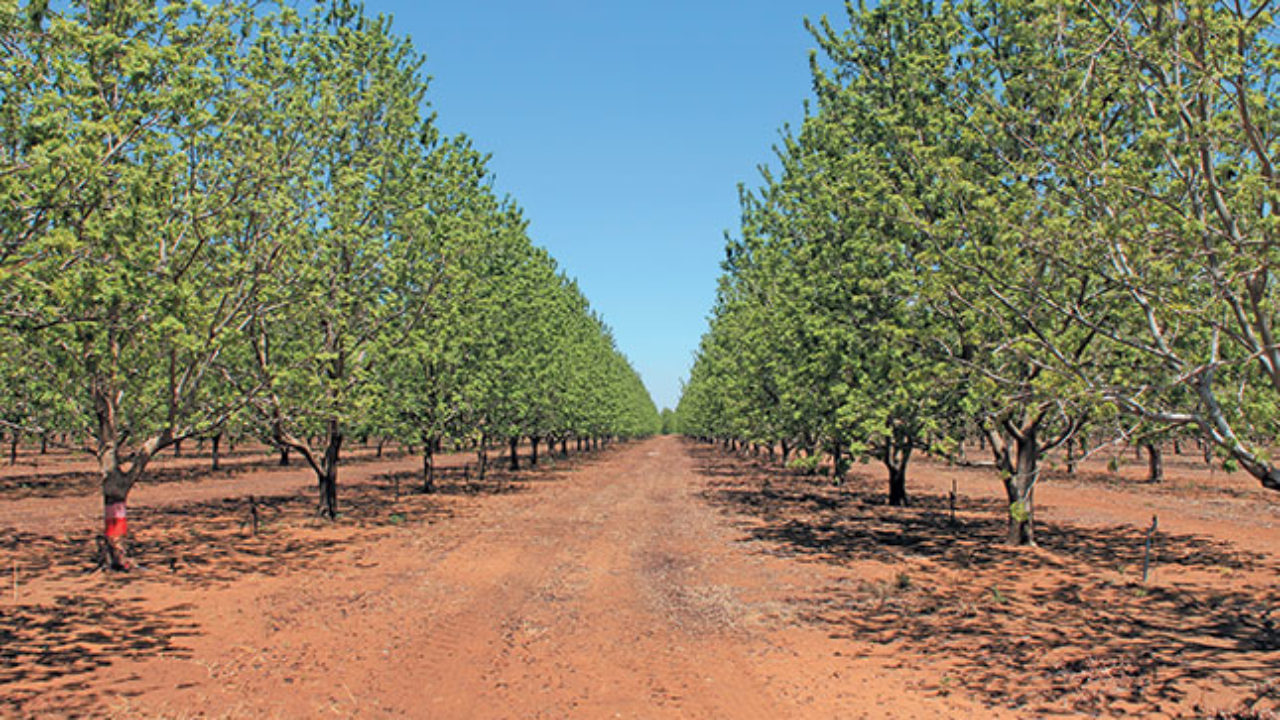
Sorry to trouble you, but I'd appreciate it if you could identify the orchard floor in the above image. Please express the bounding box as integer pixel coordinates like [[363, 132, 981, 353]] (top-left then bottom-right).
[[1, 436, 1277, 718]]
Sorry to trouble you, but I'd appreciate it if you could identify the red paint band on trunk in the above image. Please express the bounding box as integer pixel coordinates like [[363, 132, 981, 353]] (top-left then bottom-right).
[[104, 502, 127, 538], [105, 517, 127, 538]]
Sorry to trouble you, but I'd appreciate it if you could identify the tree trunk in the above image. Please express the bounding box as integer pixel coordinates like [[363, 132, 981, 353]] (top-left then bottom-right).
[[101, 468, 133, 571], [279, 446, 290, 466], [885, 438, 913, 507], [173, 439, 181, 457], [1065, 436, 1077, 475], [888, 464, 908, 507], [829, 438, 845, 481], [780, 438, 790, 464], [1145, 442, 1163, 483], [509, 436, 519, 471], [9, 431, 17, 465], [477, 438, 488, 481], [40, 433, 47, 455], [211, 432, 222, 471], [318, 426, 342, 520], [530, 436, 539, 466], [422, 434, 435, 494], [561, 437, 568, 457], [1005, 428, 1039, 546], [376, 438, 384, 458], [96, 437, 164, 571]]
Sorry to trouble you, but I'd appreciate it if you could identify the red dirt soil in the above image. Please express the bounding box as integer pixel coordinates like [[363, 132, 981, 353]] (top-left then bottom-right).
[[2, 436, 1277, 718]]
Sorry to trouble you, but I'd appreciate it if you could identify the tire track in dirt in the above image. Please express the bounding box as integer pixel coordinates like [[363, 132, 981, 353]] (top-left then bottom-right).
[[384, 439, 783, 718], [83, 438, 798, 718]]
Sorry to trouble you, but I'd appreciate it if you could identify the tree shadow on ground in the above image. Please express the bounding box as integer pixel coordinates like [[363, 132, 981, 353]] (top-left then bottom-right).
[[0, 441, 621, 718], [1040, 467, 1280, 512], [6, 480, 457, 589], [370, 466, 532, 499], [687, 441, 1280, 718], [9, 444, 611, 588], [370, 447, 608, 499], [0, 594, 199, 717], [0, 447, 412, 501]]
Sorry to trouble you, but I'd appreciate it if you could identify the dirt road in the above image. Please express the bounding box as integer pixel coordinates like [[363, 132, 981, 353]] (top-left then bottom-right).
[[5, 436, 1276, 718], [6, 437, 989, 718]]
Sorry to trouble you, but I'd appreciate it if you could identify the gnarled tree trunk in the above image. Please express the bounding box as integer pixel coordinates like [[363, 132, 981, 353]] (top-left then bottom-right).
[[318, 423, 342, 520], [883, 432, 914, 507], [101, 465, 133, 571], [92, 381, 175, 571], [1145, 442, 1163, 483], [985, 420, 1041, 546], [1006, 430, 1039, 546]]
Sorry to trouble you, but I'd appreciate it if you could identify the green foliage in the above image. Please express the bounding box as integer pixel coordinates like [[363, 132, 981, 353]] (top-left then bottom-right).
[[679, 0, 1280, 556], [1, 0, 294, 477], [786, 454, 821, 474], [0, 0, 658, 528], [659, 408, 677, 435]]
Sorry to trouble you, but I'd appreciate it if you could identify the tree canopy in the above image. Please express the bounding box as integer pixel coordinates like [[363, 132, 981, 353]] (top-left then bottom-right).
[[0, 0, 658, 567], [677, 0, 1279, 545]]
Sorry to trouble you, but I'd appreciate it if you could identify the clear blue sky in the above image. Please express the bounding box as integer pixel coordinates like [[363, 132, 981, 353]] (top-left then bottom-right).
[[375, 0, 839, 410]]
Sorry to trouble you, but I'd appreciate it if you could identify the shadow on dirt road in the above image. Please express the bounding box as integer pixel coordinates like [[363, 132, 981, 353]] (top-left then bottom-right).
[[689, 441, 1280, 717]]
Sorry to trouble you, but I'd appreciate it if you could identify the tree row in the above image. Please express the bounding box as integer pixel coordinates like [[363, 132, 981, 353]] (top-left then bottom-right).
[[1, 0, 659, 569], [677, 0, 1278, 545]]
